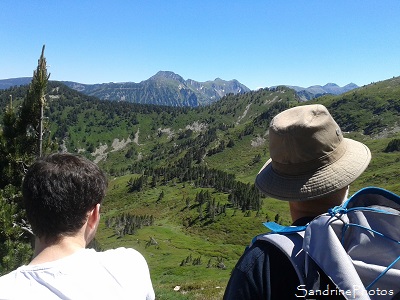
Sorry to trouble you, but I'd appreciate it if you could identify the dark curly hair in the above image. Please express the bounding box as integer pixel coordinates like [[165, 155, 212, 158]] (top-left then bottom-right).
[[22, 153, 108, 241]]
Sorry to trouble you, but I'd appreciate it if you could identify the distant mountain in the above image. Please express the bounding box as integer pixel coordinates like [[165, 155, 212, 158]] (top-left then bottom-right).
[[0, 77, 31, 89], [285, 83, 359, 101], [62, 71, 250, 107]]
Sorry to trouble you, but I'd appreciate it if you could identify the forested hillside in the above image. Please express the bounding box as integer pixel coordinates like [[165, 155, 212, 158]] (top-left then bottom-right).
[[1, 73, 400, 299]]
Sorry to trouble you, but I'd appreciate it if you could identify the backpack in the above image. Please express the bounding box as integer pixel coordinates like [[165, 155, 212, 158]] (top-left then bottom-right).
[[253, 187, 400, 300]]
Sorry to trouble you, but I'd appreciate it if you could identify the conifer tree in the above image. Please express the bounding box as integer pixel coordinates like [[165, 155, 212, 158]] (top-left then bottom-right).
[[18, 45, 50, 157]]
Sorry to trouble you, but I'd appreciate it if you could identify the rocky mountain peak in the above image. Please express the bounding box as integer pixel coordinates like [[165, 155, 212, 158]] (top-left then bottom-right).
[[151, 71, 185, 83]]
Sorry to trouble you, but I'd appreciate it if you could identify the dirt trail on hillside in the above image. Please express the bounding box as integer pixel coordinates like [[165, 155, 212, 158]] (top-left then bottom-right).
[[236, 104, 251, 125]]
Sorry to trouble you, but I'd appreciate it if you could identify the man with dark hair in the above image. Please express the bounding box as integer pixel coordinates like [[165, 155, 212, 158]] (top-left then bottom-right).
[[0, 153, 155, 299], [223, 104, 371, 299]]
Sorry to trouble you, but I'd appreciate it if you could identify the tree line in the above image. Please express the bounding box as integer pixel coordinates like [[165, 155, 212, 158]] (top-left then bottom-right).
[[105, 213, 154, 238], [131, 162, 262, 213]]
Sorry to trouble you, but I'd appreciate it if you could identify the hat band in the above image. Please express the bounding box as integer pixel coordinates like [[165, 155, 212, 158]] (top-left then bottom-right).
[[271, 140, 347, 176]]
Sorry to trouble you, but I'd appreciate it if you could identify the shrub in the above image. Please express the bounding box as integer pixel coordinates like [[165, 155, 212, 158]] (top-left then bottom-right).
[[384, 139, 400, 153]]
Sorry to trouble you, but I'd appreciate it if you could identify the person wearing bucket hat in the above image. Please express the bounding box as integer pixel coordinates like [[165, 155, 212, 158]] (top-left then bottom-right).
[[223, 104, 371, 300]]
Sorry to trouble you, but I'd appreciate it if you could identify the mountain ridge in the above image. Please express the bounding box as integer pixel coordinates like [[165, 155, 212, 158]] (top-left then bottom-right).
[[0, 72, 359, 105], [0, 73, 250, 107], [284, 82, 359, 100], [62, 71, 250, 107]]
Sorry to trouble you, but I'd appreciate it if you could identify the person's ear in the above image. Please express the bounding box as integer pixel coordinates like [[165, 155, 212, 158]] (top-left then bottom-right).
[[87, 203, 101, 229]]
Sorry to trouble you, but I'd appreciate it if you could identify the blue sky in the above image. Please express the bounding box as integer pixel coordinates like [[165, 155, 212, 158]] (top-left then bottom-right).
[[1, 0, 399, 90]]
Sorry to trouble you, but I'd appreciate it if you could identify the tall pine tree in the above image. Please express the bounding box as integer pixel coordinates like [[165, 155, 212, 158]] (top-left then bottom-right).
[[18, 44, 50, 157]]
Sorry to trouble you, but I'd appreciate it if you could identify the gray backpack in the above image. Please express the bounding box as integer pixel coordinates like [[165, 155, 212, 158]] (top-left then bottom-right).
[[254, 187, 400, 300]]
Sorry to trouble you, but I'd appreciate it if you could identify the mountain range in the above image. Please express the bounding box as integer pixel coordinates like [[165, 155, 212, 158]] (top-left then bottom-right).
[[62, 71, 250, 107], [286, 82, 359, 101], [0, 71, 359, 106]]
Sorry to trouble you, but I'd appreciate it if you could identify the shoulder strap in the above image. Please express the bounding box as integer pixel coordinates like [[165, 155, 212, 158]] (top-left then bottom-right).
[[254, 231, 306, 286]]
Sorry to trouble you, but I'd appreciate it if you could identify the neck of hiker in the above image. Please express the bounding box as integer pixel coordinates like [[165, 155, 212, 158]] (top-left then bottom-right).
[[29, 204, 100, 265], [289, 186, 349, 223], [29, 234, 87, 265]]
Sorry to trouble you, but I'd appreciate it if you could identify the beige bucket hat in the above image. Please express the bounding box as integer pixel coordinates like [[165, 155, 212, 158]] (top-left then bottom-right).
[[255, 104, 371, 201]]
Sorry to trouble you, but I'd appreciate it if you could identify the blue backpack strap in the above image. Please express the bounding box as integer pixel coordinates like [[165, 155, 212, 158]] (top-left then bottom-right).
[[254, 223, 306, 286]]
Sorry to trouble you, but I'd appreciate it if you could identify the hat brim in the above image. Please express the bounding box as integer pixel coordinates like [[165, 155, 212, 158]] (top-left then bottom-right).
[[255, 138, 371, 201]]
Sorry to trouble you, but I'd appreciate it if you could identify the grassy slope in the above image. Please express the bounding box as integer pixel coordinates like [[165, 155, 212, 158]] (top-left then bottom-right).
[[97, 174, 291, 299]]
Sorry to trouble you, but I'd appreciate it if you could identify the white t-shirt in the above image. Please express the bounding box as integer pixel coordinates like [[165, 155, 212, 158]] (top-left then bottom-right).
[[0, 247, 155, 300]]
